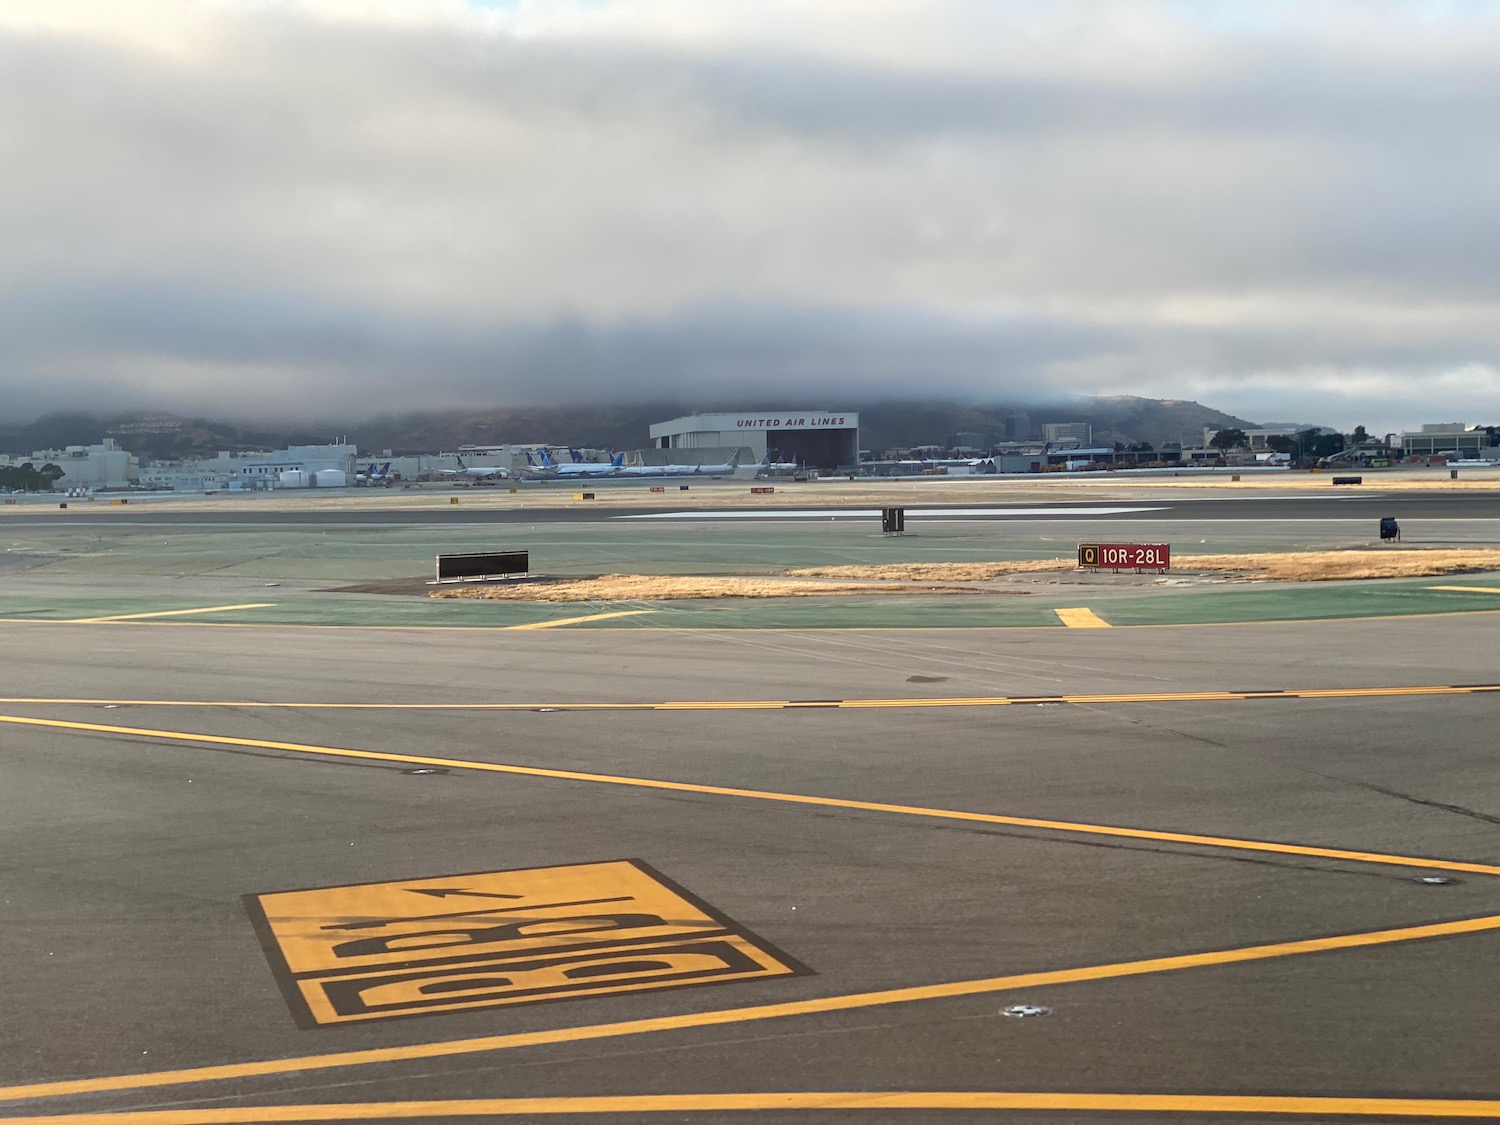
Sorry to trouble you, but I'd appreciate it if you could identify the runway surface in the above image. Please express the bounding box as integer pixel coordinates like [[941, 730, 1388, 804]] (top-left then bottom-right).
[[6, 488, 1500, 526], [4, 613, 1500, 1123]]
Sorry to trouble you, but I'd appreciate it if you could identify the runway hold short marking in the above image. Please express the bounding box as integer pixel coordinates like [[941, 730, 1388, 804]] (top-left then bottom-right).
[[245, 860, 806, 1027]]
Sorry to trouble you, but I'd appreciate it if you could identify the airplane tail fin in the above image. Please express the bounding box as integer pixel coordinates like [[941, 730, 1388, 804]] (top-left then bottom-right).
[[611, 452, 624, 468], [540, 449, 555, 468], [379, 462, 390, 475], [569, 448, 584, 463], [729, 449, 742, 468], [456, 455, 467, 469]]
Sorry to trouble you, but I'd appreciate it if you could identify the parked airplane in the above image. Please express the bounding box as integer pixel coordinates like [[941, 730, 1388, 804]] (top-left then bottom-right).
[[440, 455, 509, 480], [355, 462, 393, 484], [616, 450, 744, 478], [756, 451, 799, 474], [524, 451, 626, 479]]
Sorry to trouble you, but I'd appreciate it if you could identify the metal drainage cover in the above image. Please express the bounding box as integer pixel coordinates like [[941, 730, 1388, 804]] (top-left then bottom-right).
[[1001, 1004, 1051, 1018], [1416, 876, 1458, 885]]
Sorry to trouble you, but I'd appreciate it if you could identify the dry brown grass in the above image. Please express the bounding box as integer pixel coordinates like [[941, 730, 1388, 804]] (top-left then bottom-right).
[[796, 549, 1500, 583], [787, 560, 1075, 581], [432, 548, 1500, 603], [432, 574, 937, 603], [1183, 548, 1500, 581]]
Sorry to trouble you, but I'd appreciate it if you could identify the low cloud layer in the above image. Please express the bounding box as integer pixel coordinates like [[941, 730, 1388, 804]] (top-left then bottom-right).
[[3, 1, 1499, 432]]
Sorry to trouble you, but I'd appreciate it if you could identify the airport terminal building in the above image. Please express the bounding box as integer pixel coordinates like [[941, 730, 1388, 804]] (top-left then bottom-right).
[[649, 412, 859, 471]]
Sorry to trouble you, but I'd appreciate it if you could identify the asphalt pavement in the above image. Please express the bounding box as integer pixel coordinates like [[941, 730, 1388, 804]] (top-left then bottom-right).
[[2, 616, 1499, 1122], [5, 488, 1500, 526]]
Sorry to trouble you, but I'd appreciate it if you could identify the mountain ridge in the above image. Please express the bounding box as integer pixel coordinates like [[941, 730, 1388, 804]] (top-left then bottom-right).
[[0, 397, 1264, 458]]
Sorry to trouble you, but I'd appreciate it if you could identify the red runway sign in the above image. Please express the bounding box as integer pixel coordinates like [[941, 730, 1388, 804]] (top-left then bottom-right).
[[1078, 543, 1170, 571]]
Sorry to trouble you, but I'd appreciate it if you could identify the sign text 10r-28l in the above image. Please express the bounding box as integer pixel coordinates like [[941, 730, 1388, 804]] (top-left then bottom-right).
[[1077, 543, 1171, 571]]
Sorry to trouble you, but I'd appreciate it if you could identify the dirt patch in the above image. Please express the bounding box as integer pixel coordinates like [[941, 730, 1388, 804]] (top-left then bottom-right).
[[431, 574, 948, 603]]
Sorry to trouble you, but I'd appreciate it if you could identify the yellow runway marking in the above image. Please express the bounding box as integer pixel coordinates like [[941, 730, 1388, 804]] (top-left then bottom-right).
[[65, 603, 277, 624], [2, 681, 1499, 712], [1428, 585, 1500, 595], [505, 610, 654, 630], [10, 1091, 1500, 1122], [4, 913, 1498, 1105], [249, 860, 803, 1026], [1055, 606, 1110, 628], [2, 713, 1499, 882]]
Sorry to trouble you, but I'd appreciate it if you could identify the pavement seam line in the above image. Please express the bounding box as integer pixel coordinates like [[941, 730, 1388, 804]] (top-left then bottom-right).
[[1, 682, 1497, 710], [8, 1091, 1500, 1121], [3, 914, 1499, 1105], [1, 713, 1497, 879]]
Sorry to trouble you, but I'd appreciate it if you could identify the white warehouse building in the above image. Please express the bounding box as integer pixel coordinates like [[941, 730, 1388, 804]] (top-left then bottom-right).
[[648, 412, 859, 471], [1, 439, 138, 489]]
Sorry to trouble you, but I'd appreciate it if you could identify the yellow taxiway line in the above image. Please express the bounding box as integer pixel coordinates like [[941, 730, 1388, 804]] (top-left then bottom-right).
[[1, 712, 1498, 880], [1427, 585, 1500, 595], [4, 913, 1498, 1106], [65, 603, 277, 624], [504, 609, 654, 630], [1, 681, 1498, 711], [10, 1091, 1500, 1122], [1054, 606, 1111, 628]]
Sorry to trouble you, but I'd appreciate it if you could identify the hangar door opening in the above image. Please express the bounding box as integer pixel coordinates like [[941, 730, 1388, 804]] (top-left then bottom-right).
[[774, 428, 857, 471]]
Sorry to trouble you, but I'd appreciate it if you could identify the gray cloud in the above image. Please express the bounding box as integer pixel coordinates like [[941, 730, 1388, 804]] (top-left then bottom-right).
[[2, 1, 1499, 433]]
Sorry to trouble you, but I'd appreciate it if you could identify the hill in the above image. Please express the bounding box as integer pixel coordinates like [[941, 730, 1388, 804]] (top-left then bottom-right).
[[0, 397, 1261, 458]]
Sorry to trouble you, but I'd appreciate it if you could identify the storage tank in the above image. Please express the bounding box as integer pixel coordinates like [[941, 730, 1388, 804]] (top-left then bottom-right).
[[313, 469, 347, 488], [278, 470, 308, 488]]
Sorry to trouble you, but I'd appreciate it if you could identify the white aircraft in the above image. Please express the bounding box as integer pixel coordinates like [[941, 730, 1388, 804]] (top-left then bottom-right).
[[756, 451, 799, 474], [617, 450, 744, 478], [354, 461, 393, 484], [440, 455, 509, 480], [523, 450, 625, 479]]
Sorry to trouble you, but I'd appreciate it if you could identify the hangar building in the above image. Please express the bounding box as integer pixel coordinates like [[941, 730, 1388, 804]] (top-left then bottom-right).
[[649, 412, 859, 471]]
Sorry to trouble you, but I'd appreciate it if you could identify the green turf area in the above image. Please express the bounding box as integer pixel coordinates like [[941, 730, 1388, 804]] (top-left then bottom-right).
[[1, 522, 1319, 581], [4, 578, 1500, 629]]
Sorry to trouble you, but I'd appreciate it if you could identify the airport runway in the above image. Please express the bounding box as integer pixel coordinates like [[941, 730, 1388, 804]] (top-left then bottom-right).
[[3, 614, 1500, 1122], [6, 488, 1500, 526]]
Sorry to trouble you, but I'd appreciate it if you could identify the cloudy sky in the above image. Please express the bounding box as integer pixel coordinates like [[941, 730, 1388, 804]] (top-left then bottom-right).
[[2, 0, 1497, 431]]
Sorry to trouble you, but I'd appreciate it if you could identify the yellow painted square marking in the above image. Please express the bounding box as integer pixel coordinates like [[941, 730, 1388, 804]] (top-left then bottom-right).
[[1055, 607, 1111, 628], [246, 860, 805, 1027]]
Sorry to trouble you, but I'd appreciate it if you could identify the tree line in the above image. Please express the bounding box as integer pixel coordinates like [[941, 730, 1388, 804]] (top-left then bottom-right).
[[0, 463, 65, 491]]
